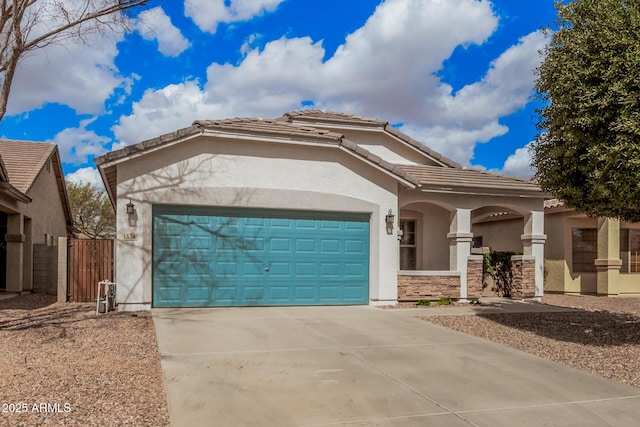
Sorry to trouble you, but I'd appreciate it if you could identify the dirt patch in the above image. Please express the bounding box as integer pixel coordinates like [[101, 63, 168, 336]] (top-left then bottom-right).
[[0, 294, 169, 426], [423, 294, 640, 389]]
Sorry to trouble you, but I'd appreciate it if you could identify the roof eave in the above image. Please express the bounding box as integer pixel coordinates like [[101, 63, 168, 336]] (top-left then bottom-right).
[[418, 186, 549, 199], [0, 181, 31, 203], [50, 148, 74, 228]]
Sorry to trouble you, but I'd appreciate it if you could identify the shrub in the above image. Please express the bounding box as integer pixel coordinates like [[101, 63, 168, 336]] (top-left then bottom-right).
[[416, 299, 431, 306], [484, 251, 522, 297], [436, 297, 453, 306]]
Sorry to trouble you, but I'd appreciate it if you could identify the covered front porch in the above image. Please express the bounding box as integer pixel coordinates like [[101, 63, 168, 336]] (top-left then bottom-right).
[[394, 166, 547, 302]]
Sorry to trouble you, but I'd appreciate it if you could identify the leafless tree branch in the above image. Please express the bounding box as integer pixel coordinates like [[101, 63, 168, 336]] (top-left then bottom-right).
[[0, 0, 149, 121]]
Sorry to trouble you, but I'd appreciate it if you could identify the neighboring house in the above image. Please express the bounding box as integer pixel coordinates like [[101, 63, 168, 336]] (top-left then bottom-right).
[[95, 111, 548, 311], [544, 199, 640, 296], [0, 140, 73, 295]]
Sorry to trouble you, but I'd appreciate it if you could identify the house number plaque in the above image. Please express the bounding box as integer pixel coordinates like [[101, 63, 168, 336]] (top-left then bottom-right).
[[122, 233, 137, 241]]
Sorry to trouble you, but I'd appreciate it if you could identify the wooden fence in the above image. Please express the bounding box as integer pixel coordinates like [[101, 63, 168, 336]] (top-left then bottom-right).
[[68, 239, 114, 302]]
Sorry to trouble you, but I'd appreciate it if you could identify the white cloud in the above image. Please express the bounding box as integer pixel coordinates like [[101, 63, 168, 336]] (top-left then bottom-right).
[[66, 166, 104, 188], [9, 32, 125, 115], [113, 80, 226, 144], [47, 118, 111, 165], [497, 142, 535, 179], [185, 0, 285, 34], [114, 0, 548, 167], [136, 7, 190, 57]]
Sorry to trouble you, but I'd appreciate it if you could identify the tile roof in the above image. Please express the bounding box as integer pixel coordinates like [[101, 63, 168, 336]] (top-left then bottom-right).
[[0, 154, 8, 182], [194, 118, 345, 142], [195, 119, 421, 186], [399, 165, 547, 197], [96, 112, 547, 203], [0, 140, 56, 193], [281, 110, 462, 168], [544, 199, 566, 209], [281, 110, 387, 127]]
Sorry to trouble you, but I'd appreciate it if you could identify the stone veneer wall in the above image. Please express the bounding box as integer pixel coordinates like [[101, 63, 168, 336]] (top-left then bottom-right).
[[466, 256, 484, 299], [398, 256, 486, 301], [397, 274, 460, 301], [511, 256, 536, 298]]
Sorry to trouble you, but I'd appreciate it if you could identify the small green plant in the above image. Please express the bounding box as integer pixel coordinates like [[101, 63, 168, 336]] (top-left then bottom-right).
[[416, 299, 431, 306], [436, 297, 453, 306]]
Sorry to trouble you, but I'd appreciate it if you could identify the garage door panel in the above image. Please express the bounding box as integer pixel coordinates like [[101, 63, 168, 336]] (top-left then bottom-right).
[[153, 206, 369, 307]]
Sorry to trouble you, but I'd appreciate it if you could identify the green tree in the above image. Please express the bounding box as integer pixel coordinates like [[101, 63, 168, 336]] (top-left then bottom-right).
[[532, 0, 640, 221], [67, 181, 115, 239]]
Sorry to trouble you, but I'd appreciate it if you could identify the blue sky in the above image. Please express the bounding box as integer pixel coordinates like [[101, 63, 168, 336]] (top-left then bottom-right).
[[1, 0, 557, 186]]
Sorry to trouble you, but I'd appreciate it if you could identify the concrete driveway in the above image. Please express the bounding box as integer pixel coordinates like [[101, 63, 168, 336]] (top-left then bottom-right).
[[153, 305, 640, 426]]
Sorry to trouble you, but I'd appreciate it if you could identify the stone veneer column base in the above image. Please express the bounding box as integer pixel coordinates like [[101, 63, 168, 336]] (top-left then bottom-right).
[[511, 255, 536, 298]]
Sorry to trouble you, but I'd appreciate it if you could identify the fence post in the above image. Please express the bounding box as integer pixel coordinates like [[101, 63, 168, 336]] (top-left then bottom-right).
[[57, 236, 68, 303]]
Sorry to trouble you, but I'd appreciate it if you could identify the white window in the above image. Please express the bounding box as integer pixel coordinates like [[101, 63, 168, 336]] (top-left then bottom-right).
[[620, 229, 640, 273], [400, 219, 417, 270]]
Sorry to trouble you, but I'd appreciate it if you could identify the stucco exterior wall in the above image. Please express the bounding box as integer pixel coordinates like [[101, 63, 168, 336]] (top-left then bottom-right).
[[114, 136, 401, 310], [400, 203, 450, 270], [472, 218, 524, 252], [22, 157, 68, 243], [2, 156, 68, 293], [545, 212, 598, 294]]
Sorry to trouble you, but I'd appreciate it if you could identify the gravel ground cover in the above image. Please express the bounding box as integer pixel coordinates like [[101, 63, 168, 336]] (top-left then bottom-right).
[[0, 294, 169, 426], [423, 294, 640, 388]]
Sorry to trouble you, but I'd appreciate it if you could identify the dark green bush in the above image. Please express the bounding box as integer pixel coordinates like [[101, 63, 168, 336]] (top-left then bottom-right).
[[483, 251, 522, 297]]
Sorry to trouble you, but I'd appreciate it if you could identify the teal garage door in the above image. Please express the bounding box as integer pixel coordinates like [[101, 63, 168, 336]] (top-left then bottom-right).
[[152, 206, 370, 307]]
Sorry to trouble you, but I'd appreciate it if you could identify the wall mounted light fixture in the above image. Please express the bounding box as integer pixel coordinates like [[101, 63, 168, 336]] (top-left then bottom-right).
[[385, 209, 395, 235], [126, 199, 136, 215]]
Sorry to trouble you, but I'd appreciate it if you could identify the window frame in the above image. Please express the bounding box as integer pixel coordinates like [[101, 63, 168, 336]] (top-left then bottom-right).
[[571, 228, 597, 273]]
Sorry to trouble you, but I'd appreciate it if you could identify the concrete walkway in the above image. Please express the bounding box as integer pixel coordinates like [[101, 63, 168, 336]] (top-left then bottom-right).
[[153, 302, 640, 426]]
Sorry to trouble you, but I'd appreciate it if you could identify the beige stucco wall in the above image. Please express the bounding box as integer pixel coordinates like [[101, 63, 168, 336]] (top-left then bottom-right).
[[472, 217, 524, 252], [545, 212, 598, 294], [399, 203, 450, 270], [2, 156, 68, 293], [22, 157, 69, 243], [113, 136, 401, 310]]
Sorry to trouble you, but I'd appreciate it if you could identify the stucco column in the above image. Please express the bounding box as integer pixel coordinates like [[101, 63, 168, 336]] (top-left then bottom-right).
[[595, 217, 621, 296], [521, 210, 546, 299], [5, 213, 24, 293], [448, 208, 472, 301]]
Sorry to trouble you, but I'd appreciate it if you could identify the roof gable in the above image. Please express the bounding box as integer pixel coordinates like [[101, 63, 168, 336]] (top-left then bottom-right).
[[0, 140, 56, 193], [0, 140, 73, 226], [95, 117, 421, 206], [281, 110, 462, 169], [95, 111, 547, 204]]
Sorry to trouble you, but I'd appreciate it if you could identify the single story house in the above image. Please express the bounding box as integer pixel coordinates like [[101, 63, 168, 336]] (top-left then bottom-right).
[[544, 199, 640, 296], [0, 140, 73, 295], [95, 110, 548, 310]]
